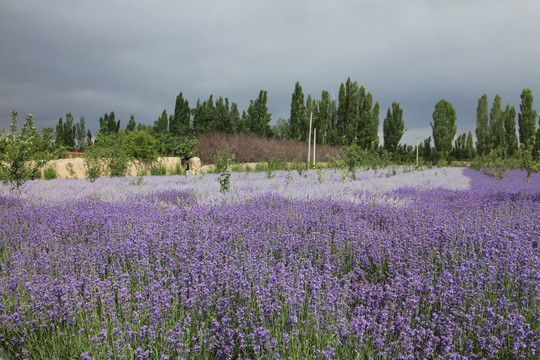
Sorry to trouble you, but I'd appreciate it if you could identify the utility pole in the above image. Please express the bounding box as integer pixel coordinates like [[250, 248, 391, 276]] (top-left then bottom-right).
[[307, 112, 312, 165], [416, 135, 419, 167], [313, 128, 317, 166]]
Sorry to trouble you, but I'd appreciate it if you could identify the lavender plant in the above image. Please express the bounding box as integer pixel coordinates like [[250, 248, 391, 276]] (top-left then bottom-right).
[[0, 168, 538, 359]]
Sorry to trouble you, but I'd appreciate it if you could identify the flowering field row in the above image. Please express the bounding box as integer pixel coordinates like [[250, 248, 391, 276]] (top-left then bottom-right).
[[0, 168, 539, 359], [0, 166, 469, 206]]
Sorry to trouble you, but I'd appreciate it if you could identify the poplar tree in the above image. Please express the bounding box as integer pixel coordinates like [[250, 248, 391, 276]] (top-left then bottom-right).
[[466, 131, 475, 159], [502, 104, 518, 157], [431, 99, 457, 161], [170, 92, 191, 136], [153, 109, 169, 134], [55, 117, 64, 147], [75, 116, 87, 151], [229, 103, 241, 134], [99, 112, 121, 135], [86, 129, 93, 147], [488, 94, 504, 153], [303, 94, 314, 142], [422, 137, 432, 161], [344, 78, 360, 145], [245, 90, 272, 137], [336, 83, 347, 144], [452, 133, 467, 160], [193, 95, 217, 133], [357, 87, 373, 149], [475, 94, 489, 156], [289, 82, 305, 141], [383, 102, 404, 155], [215, 97, 232, 134], [371, 102, 380, 150], [126, 115, 136, 132], [318, 90, 333, 144], [535, 115, 540, 160], [518, 88, 537, 151], [325, 90, 340, 146], [55, 113, 76, 149]]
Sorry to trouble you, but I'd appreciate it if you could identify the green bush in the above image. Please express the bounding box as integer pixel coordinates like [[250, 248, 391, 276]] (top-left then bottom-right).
[[213, 149, 234, 173], [85, 133, 130, 178], [124, 129, 159, 162], [218, 171, 231, 192], [84, 156, 104, 182], [292, 156, 306, 176], [175, 137, 198, 161], [254, 161, 268, 172], [65, 162, 77, 179], [43, 166, 58, 180], [0, 112, 50, 193], [173, 161, 185, 175], [150, 163, 167, 176]]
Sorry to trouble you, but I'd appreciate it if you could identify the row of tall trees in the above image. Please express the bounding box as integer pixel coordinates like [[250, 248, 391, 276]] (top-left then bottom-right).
[[21, 81, 540, 164], [150, 78, 404, 155], [425, 88, 539, 162], [54, 113, 92, 151], [45, 78, 407, 158], [287, 79, 385, 149], [474, 89, 538, 159], [155, 91, 272, 138]]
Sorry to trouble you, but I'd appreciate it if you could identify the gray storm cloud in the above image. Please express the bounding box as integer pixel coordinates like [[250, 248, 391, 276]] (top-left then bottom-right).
[[1, 0, 539, 145]]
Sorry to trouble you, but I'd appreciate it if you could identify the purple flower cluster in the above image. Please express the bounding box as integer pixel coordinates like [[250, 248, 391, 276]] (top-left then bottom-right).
[[0, 168, 538, 359]]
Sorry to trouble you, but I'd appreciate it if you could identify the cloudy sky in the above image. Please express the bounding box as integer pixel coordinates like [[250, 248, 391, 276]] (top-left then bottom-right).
[[1, 0, 539, 145]]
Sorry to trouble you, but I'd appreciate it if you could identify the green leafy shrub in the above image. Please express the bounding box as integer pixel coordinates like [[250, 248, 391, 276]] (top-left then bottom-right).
[[175, 137, 198, 161], [265, 157, 283, 178], [338, 145, 390, 180], [0, 111, 49, 193], [85, 133, 130, 179], [218, 172, 231, 192], [213, 149, 235, 173], [173, 161, 185, 175], [42, 166, 58, 180], [124, 129, 159, 163], [150, 163, 167, 176], [65, 162, 77, 179], [254, 161, 265, 172], [292, 156, 306, 176]]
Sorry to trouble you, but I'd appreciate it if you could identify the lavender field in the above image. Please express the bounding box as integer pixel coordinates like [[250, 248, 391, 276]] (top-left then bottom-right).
[[0, 167, 539, 359]]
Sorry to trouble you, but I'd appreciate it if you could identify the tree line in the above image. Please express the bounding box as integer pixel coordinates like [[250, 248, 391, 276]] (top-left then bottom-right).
[[2, 78, 540, 164]]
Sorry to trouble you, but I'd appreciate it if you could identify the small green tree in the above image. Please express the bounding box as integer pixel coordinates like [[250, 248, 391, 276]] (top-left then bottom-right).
[[174, 137, 198, 161], [383, 102, 404, 155], [452, 132, 467, 160], [289, 82, 305, 141], [245, 90, 272, 137], [170, 92, 192, 136], [466, 131, 475, 160], [126, 115, 136, 132], [422, 136, 432, 162], [475, 94, 489, 156], [503, 104, 518, 157], [0, 111, 49, 193], [124, 129, 159, 163], [153, 109, 169, 134], [85, 133, 131, 179], [518, 88, 537, 152], [488, 94, 504, 153], [431, 99, 457, 161]]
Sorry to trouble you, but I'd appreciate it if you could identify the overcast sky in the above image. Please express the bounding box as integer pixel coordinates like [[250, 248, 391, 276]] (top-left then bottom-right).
[[1, 0, 539, 145]]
